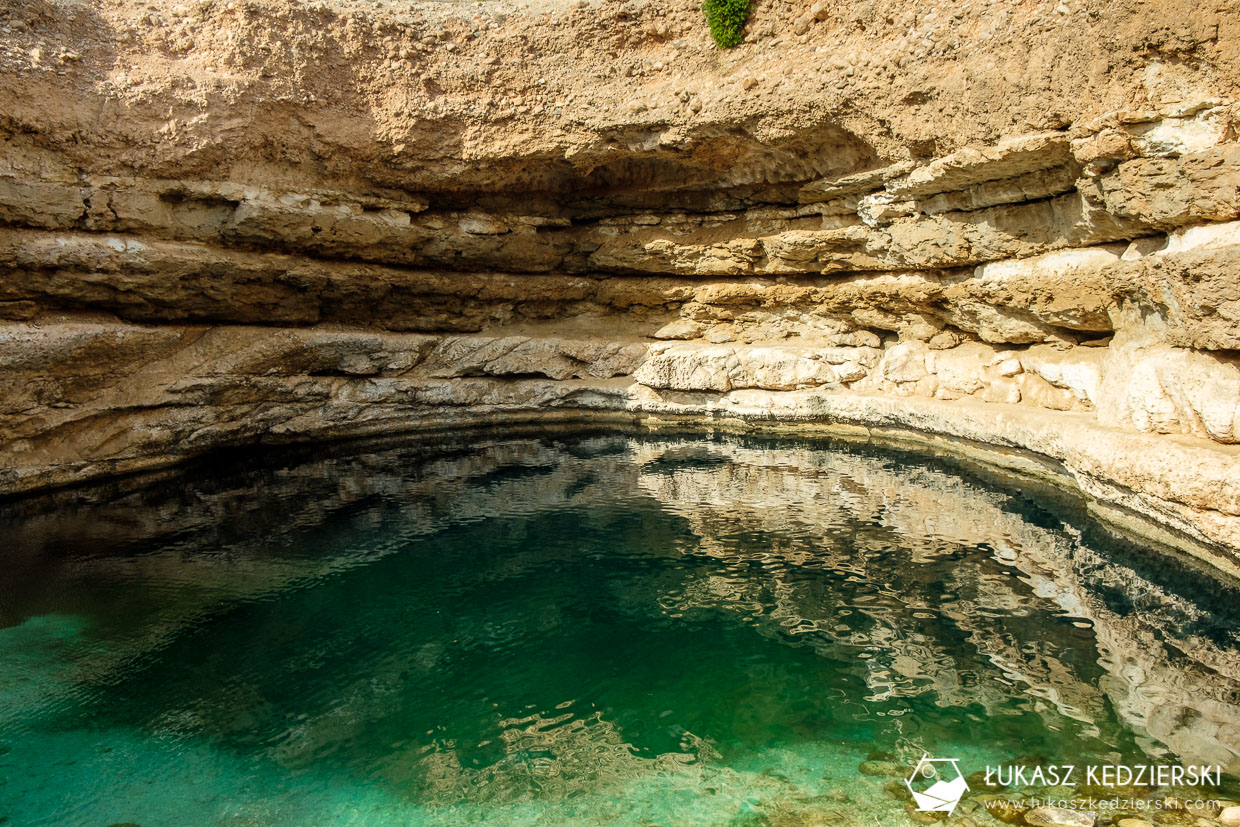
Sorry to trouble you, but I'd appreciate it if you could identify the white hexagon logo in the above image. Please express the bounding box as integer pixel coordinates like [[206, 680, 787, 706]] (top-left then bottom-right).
[[905, 753, 969, 815]]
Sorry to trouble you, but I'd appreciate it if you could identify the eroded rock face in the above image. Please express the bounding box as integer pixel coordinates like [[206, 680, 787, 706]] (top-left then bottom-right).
[[1, 0, 1240, 571]]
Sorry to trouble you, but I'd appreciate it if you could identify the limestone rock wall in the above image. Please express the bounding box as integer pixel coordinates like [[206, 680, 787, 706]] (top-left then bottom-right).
[[2, 0, 1240, 571]]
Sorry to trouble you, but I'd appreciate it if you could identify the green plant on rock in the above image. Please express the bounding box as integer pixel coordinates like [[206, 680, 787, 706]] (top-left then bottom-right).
[[702, 0, 751, 48]]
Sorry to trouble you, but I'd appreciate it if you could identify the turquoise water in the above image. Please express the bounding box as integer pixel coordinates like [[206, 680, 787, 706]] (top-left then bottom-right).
[[1, 432, 1238, 826]]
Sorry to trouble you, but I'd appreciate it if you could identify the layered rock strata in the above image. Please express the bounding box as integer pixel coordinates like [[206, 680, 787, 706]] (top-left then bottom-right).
[[2, 0, 1240, 571]]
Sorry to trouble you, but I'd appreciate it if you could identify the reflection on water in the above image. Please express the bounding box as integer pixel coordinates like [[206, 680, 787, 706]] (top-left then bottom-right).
[[0, 432, 1238, 826]]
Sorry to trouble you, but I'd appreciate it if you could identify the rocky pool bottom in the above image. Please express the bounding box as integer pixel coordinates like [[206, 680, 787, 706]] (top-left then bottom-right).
[[0, 431, 1238, 826]]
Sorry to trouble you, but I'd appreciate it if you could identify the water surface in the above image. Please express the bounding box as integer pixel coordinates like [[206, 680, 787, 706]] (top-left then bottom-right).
[[1, 432, 1238, 825]]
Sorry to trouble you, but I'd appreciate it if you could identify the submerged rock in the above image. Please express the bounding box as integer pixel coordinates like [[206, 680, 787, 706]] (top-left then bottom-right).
[[858, 759, 904, 777], [1024, 807, 1097, 827]]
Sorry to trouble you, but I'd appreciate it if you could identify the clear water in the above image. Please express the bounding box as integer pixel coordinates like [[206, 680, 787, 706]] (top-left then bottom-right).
[[1, 432, 1238, 826]]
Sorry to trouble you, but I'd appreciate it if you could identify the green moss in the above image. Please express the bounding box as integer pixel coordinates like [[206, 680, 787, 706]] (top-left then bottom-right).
[[702, 0, 751, 48]]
